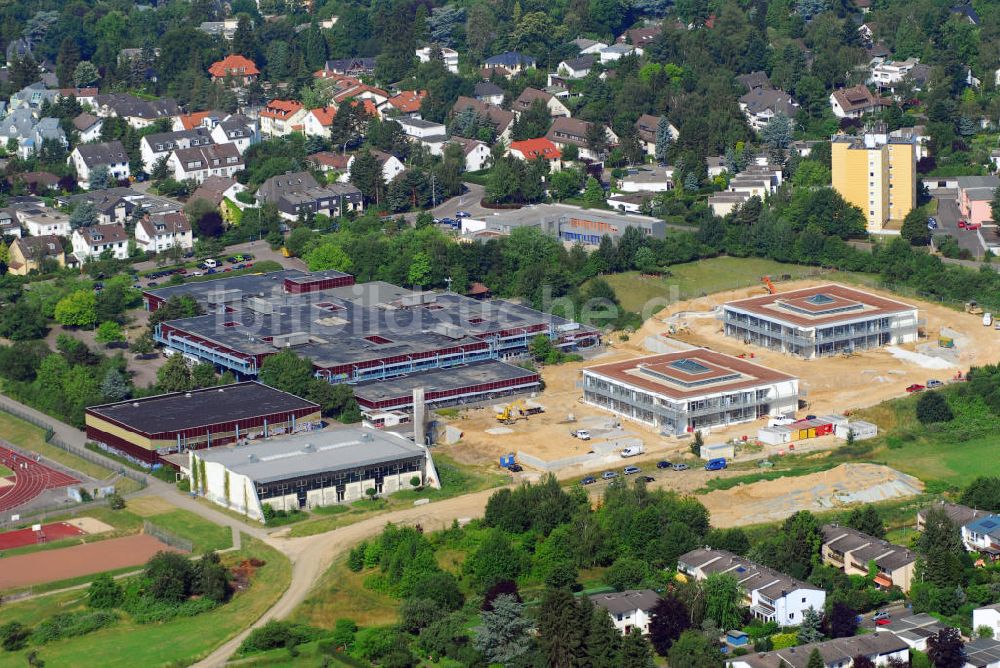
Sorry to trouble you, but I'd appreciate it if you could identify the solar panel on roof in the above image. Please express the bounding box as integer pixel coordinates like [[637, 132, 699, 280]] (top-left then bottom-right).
[[670, 358, 711, 374], [806, 293, 836, 305], [983, 520, 998, 529]]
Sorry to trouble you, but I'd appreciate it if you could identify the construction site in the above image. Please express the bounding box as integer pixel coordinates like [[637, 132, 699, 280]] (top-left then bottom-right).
[[434, 277, 1000, 510]]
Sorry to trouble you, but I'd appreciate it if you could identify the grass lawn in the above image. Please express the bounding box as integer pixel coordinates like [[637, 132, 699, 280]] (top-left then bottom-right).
[[291, 555, 400, 629], [0, 537, 291, 668], [872, 432, 1000, 488], [287, 454, 507, 538], [145, 508, 233, 553], [0, 412, 115, 482], [589, 258, 834, 314], [0, 463, 12, 477]]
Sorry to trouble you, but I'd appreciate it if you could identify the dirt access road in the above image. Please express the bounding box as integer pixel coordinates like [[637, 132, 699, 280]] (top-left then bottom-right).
[[192, 487, 500, 668]]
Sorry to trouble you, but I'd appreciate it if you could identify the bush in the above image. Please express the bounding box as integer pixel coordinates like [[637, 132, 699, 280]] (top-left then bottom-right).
[[605, 556, 649, 590], [348, 543, 365, 572], [237, 621, 320, 655], [106, 493, 126, 510], [399, 597, 445, 633], [329, 618, 358, 651], [32, 610, 117, 644], [0, 621, 30, 651], [87, 573, 124, 609], [916, 391, 954, 424]]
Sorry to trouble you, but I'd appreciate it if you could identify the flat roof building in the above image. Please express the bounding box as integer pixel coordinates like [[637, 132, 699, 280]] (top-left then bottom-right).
[[86, 382, 321, 466], [722, 284, 918, 359], [352, 360, 540, 413], [144, 270, 597, 413], [478, 203, 666, 245], [582, 348, 799, 435], [190, 427, 436, 521]]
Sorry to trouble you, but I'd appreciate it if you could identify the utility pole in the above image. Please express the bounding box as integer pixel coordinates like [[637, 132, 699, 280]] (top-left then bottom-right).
[[431, 173, 437, 207]]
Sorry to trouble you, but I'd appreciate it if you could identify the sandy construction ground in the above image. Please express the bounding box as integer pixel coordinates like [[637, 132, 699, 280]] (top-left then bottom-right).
[[702, 463, 924, 527], [439, 279, 1000, 473]]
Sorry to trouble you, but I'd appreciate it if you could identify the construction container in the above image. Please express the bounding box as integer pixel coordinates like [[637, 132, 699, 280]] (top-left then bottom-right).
[[939, 336, 955, 348], [700, 442, 736, 460], [758, 426, 793, 445], [835, 421, 878, 441]]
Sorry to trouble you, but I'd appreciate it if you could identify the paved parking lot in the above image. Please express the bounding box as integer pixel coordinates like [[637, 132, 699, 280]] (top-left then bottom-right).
[[933, 196, 986, 259]]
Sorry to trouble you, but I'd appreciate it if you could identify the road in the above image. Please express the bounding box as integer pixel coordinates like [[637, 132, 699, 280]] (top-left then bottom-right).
[[402, 182, 491, 224], [132, 240, 307, 288], [933, 195, 985, 259]]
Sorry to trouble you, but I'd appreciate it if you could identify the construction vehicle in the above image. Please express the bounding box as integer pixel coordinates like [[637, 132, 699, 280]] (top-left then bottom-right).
[[965, 301, 984, 315], [762, 276, 777, 294], [495, 400, 527, 424], [280, 247, 291, 258], [984, 312, 994, 327], [938, 336, 955, 348]]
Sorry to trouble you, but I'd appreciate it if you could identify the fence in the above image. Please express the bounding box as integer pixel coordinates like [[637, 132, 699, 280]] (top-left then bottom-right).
[[143, 520, 194, 553], [0, 404, 148, 488]]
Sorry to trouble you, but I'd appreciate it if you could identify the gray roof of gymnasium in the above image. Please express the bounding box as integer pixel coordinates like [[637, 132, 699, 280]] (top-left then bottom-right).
[[955, 175, 1000, 190], [196, 427, 425, 483], [484, 203, 663, 229], [351, 359, 538, 402], [964, 638, 1000, 668]]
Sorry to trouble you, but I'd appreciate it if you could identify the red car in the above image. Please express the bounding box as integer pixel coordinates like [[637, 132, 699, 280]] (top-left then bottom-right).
[[968, 222, 982, 231], [906, 384, 926, 393], [958, 220, 968, 229], [875, 618, 892, 626]]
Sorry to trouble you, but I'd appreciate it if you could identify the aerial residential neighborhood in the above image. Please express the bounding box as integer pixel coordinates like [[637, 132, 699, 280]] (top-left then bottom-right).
[[0, 0, 1000, 667]]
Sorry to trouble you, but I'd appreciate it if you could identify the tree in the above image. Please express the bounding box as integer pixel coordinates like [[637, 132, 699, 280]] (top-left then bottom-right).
[[798, 607, 824, 644], [649, 595, 689, 656], [585, 122, 609, 158], [195, 211, 225, 238], [474, 594, 533, 665], [927, 627, 965, 668], [621, 632, 655, 668], [605, 556, 649, 590], [584, 176, 605, 206], [89, 164, 113, 190], [634, 246, 658, 274], [157, 353, 194, 393], [901, 209, 931, 246], [69, 202, 98, 229], [464, 529, 525, 591], [916, 392, 953, 424], [846, 506, 886, 539], [761, 112, 793, 149], [258, 349, 315, 398], [960, 477, 1000, 513], [87, 573, 124, 609], [407, 252, 432, 286], [668, 630, 723, 668], [196, 551, 230, 602], [54, 290, 98, 328], [400, 597, 445, 634], [100, 368, 130, 401], [95, 321, 125, 346], [655, 116, 673, 163], [144, 551, 194, 602], [587, 602, 623, 667], [73, 61, 100, 88], [131, 332, 154, 357], [192, 362, 217, 389], [991, 187, 1000, 229], [704, 573, 743, 631], [538, 588, 587, 668], [0, 621, 31, 651], [691, 430, 704, 457], [806, 649, 825, 668], [918, 507, 966, 588], [349, 150, 386, 205], [825, 601, 858, 638]]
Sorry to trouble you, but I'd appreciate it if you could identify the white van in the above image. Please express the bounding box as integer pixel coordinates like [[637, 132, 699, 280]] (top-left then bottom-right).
[[574, 430, 591, 441], [203, 258, 218, 269], [620, 445, 645, 458], [984, 312, 993, 327]]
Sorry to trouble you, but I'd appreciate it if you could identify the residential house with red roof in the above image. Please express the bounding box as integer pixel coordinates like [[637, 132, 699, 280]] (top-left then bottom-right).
[[208, 55, 260, 85], [259, 100, 307, 138], [303, 106, 338, 138], [384, 90, 427, 118], [509, 138, 562, 171]]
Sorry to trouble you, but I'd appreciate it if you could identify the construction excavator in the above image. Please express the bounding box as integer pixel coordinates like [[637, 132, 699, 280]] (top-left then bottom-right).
[[496, 400, 528, 424], [762, 276, 777, 294]]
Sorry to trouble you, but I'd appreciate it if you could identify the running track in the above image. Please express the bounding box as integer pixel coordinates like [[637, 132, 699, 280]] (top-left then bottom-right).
[[0, 446, 79, 513]]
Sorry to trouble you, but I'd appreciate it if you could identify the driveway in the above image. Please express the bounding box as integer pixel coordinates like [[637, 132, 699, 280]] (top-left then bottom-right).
[[934, 196, 985, 259], [402, 182, 491, 224], [133, 240, 307, 288]]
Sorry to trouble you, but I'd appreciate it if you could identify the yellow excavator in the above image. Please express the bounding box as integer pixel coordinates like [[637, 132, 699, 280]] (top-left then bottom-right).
[[496, 400, 527, 425], [965, 301, 984, 315]]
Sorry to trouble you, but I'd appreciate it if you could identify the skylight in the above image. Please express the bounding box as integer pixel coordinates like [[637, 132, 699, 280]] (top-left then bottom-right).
[[669, 358, 712, 375], [806, 293, 836, 305]]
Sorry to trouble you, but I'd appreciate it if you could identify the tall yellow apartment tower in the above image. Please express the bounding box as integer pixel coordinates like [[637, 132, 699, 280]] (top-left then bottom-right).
[[831, 124, 916, 233]]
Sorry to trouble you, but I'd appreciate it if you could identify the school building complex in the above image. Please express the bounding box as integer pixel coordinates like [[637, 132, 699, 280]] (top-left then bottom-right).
[[721, 284, 919, 359], [143, 270, 596, 422], [581, 348, 799, 435]]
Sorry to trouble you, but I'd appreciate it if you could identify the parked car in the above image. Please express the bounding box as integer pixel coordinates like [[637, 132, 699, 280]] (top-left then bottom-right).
[[191, 271, 203, 277], [147, 281, 158, 287], [656, 460, 672, 469], [623, 466, 641, 475], [573, 430, 591, 441], [958, 220, 968, 229], [905, 383, 925, 393], [641, 476, 656, 483], [93, 281, 103, 291], [455, 211, 471, 218], [704, 458, 727, 471], [927, 216, 937, 227], [507, 463, 523, 473], [225, 256, 238, 263], [581, 476, 597, 485], [927, 379, 943, 389], [242, 253, 254, 261], [968, 222, 982, 230], [873, 611, 891, 622], [671, 463, 689, 471], [601, 471, 617, 480]]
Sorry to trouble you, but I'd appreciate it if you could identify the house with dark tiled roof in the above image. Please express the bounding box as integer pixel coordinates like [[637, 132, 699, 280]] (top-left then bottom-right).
[[557, 55, 596, 80], [512, 87, 570, 117], [139, 127, 215, 172], [447, 136, 492, 172], [617, 25, 662, 46], [483, 51, 536, 75], [473, 81, 505, 105], [728, 633, 909, 668], [820, 524, 916, 592], [73, 113, 103, 143], [451, 96, 515, 143], [739, 88, 800, 132], [737, 71, 772, 92], [545, 117, 618, 161], [211, 115, 258, 154], [257, 171, 363, 220], [589, 590, 660, 635], [829, 85, 890, 118], [93, 94, 180, 129], [320, 58, 377, 77], [69, 141, 130, 188], [635, 114, 678, 156], [167, 143, 243, 184], [135, 212, 193, 253], [72, 223, 130, 261]]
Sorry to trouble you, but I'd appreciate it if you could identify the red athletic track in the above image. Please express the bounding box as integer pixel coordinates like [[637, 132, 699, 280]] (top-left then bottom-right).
[[0, 446, 80, 514], [0, 521, 85, 550]]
